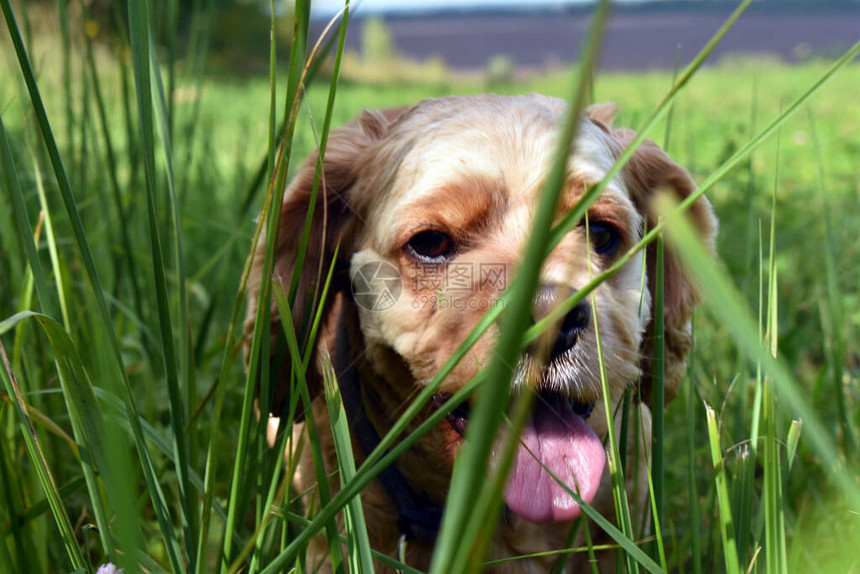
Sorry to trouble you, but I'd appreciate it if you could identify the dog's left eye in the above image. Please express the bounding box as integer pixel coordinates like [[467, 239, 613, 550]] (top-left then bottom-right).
[[405, 230, 456, 261], [588, 221, 622, 256]]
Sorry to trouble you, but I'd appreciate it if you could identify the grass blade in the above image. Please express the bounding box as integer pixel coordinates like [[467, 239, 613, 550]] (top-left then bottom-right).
[[194, 103, 284, 574], [321, 352, 375, 574], [2, 0, 187, 569], [0, 341, 88, 573], [2, 116, 125, 563], [0, 114, 57, 321], [267, 0, 277, 184], [281, 511, 424, 574], [58, 0, 74, 158], [785, 420, 802, 475], [2, 312, 149, 569], [149, 27, 201, 558], [536, 38, 860, 349], [491, 414, 666, 574], [270, 281, 347, 573], [662, 44, 682, 151], [27, 149, 70, 330], [251, 10, 355, 571], [547, 0, 754, 251], [685, 326, 702, 574], [221, 0, 312, 565], [230, 2, 352, 570], [761, 114, 783, 574], [82, 4, 147, 344], [807, 106, 857, 462], [0, 428, 37, 572], [431, 4, 610, 571], [127, 0, 196, 567], [658, 196, 860, 511], [704, 403, 740, 574], [650, 228, 666, 564], [592, 284, 639, 574]]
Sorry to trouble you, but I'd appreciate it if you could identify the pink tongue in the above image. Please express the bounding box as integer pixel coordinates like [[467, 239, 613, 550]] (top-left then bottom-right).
[[504, 397, 606, 523]]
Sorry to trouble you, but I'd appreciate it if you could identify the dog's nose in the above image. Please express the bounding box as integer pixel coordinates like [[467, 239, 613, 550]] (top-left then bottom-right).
[[533, 284, 591, 356]]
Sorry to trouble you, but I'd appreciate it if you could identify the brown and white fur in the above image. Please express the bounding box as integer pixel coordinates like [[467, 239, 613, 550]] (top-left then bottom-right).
[[245, 94, 717, 573]]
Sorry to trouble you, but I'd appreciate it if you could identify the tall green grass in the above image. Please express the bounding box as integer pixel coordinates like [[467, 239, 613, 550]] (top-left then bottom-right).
[[1, 0, 858, 572]]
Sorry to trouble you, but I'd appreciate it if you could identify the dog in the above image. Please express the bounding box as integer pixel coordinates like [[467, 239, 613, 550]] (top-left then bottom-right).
[[245, 94, 717, 572]]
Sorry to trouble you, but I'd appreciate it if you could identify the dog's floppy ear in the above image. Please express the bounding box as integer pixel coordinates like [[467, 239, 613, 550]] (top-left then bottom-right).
[[616, 131, 718, 406], [244, 106, 408, 417], [585, 102, 619, 127]]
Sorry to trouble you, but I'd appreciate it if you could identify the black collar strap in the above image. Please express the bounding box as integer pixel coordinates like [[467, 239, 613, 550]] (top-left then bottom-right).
[[333, 303, 443, 546]]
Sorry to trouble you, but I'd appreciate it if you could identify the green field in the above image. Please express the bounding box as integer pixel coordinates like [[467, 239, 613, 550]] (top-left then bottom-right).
[[1, 1, 859, 572]]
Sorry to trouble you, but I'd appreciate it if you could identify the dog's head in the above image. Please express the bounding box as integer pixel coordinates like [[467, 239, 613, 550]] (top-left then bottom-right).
[[245, 94, 716, 524]]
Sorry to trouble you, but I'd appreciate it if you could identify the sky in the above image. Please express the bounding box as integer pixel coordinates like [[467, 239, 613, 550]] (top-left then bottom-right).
[[309, 0, 646, 18]]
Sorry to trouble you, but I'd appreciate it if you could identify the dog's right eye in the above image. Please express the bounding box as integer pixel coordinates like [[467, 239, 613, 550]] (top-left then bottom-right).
[[405, 230, 456, 261], [587, 221, 622, 256]]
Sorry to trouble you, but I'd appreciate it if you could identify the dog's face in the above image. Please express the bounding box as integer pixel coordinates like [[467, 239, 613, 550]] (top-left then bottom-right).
[[246, 94, 716, 527]]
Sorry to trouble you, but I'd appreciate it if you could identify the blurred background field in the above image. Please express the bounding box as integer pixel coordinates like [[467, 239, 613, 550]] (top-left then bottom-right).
[[1, 0, 858, 572]]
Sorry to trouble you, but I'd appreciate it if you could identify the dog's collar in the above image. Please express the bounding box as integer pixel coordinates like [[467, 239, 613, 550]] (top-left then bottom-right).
[[333, 303, 443, 546]]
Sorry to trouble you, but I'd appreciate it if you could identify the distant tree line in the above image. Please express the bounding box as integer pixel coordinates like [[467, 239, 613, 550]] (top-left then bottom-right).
[[364, 0, 860, 22], [605, 0, 860, 15], [49, 0, 296, 75]]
